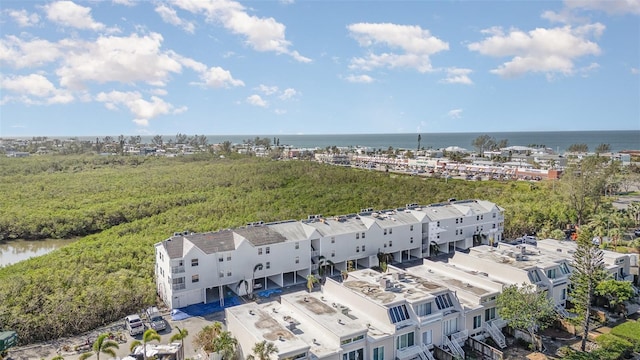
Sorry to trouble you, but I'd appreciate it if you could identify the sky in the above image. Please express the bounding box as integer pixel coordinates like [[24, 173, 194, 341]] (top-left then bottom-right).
[[0, 0, 639, 137]]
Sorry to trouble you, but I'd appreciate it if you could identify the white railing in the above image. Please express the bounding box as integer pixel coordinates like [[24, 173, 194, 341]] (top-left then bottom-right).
[[421, 345, 436, 360], [171, 265, 185, 274], [444, 334, 465, 359], [420, 312, 443, 324], [555, 304, 572, 318], [172, 283, 185, 291], [395, 345, 424, 360], [451, 329, 469, 346], [484, 321, 506, 348]]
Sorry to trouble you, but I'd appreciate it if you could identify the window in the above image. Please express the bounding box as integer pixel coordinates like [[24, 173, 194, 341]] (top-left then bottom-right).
[[373, 346, 384, 360], [456, 218, 459, 224], [258, 248, 263, 255], [227, 271, 232, 276], [219, 271, 224, 278], [415, 302, 432, 316], [362, 232, 365, 238], [331, 237, 335, 244], [435, 293, 454, 310], [437, 221, 440, 227], [389, 304, 410, 323], [191, 258, 199, 267], [356, 233, 360, 239], [493, 224, 496, 229], [342, 349, 363, 360], [266, 262, 271, 269], [473, 315, 482, 329], [227, 255, 231, 261], [331, 250, 335, 257], [218, 256, 223, 262], [295, 242, 299, 249], [477, 216, 480, 221], [422, 330, 433, 346], [384, 243, 387, 248], [493, 213, 496, 218], [547, 268, 557, 279], [410, 225, 414, 231], [560, 263, 570, 275], [485, 307, 496, 321], [295, 256, 299, 264], [192, 274, 199, 283], [384, 229, 387, 235], [389, 228, 392, 234], [178, 260, 183, 266], [410, 237, 413, 243], [561, 288, 567, 300], [266, 247, 270, 254], [460, 218, 463, 223], [396, 332, 415, 350], [389, 240, 392, 247], [481, 215, 484, 220], [529, 270, 541, 282], [356, 246, 360, 253], [362, 245, 366, 251]]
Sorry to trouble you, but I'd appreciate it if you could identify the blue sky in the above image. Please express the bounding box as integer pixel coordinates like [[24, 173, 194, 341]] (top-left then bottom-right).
[[1, 0, 638, 136]]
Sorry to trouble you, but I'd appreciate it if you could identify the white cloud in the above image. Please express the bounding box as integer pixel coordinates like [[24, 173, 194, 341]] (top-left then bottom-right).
[[279, 88, 297, 100], [96, 90, 183, 126], [0, 73, 74, 104], [565, 0, 640, 15], [447, 109, 463, 119], [256, 84, 279, 95], [274, 109, 287, 115], [345, 74, 374, 83], [155, 4, 195, 33], [246, 94, 268, 107], [7, 9, 40, 27], [200, 66, 244, 88], [468, 24, 604, 78], [172, 0, 311, 62], [631, 67, 639, 75], [56, 32, 182, 89], [347, 22, 449, 73], [440, 68, 473, 85], [43, 1, 106, 31], [0, 36, 62, 68], [112, 0, 135, 6], [279, 0, 295, 4]]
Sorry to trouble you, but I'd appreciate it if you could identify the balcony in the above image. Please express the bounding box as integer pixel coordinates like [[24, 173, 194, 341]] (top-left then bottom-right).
[[396, 345, 424, 360], [172, 283, 185, 291], [419, 312, 443, 325], [171, 265, 185, 274]]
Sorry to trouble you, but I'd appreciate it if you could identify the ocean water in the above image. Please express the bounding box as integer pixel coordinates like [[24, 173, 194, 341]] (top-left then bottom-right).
[[25, 130, 640, 153], [200, 131, 639, 153]]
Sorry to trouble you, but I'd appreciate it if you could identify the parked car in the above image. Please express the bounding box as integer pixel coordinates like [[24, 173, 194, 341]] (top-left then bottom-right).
[[145, 306, 167, 332], [125, 314, 145, 336]]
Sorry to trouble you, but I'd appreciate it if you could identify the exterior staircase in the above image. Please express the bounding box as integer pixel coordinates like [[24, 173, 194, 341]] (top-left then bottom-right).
[[421, 345, 436, 360], [444, 334, 465, 359], [555, 304, 572, 318], [484, 321, 507, 349]]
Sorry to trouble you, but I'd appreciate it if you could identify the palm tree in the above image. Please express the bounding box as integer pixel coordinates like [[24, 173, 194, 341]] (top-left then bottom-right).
[[247, 340, 278, 360], [212, 330, 238, 359], [588, 212, 609, 244], [129, 329, 161, 360], [306, 274, 318, 293], [193, 322, 223, 354], [628, 202, 640, 227], [170, 326, 189, 351], [78, 334, 119, 360], [377, 252, 394, 273], [252, 263, 263, 292]]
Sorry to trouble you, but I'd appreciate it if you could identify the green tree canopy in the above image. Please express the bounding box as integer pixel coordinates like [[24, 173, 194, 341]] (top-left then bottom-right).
[[496, 283, 556, 351]]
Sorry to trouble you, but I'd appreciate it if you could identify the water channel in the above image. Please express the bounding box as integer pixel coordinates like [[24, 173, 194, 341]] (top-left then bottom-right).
[[0, 238, 77, 267]]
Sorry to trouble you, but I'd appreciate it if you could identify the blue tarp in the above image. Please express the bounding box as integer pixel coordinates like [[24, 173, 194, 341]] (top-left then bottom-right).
[[257, 289, 282, 298], [171, 296, 242, 321]]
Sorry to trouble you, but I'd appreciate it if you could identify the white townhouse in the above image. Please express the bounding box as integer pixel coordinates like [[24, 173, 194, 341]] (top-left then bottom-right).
[[447, 243, 575, 316], [408, 260, 507, 348], [226, 266, 508, 360], [536, 239, 634, 282], [155, 200, 504, 309]]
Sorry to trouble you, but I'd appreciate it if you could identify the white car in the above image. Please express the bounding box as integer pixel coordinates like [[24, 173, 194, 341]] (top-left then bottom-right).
[[124, 314, 144, 336]]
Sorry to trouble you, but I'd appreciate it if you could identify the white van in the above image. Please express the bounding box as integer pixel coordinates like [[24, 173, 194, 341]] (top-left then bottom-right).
[[125, 314, 144, 336]]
